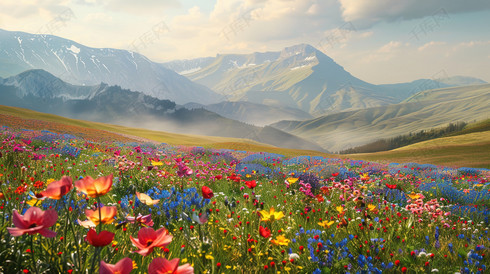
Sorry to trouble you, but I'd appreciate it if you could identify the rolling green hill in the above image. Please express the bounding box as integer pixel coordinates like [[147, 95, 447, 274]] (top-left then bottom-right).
[[271, 84, 490, 152], [349, 131, 490, 168], [1, 105, 487, 168], [0, 105, 331, 157]]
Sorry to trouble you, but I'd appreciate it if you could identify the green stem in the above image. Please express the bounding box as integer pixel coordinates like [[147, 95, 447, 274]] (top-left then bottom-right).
[[30, 235, 39, 274], [97, 197, 102, 233], [89, 246, 101, 274], [63, 197, 82, 272]]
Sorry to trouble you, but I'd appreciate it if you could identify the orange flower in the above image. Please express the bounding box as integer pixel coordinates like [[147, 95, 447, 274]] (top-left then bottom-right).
[[136, 192, 160, 206], [40, 176, 73, 200], [0, 192, 4, 199], [75, 174, 113, 198], [85, 206, 117, 225], [77, 219, 96, 228]]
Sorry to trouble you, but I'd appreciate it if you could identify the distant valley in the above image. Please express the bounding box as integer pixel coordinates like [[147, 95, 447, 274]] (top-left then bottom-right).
[[0, 69, 324, 152], [1, 28, 488, 153]]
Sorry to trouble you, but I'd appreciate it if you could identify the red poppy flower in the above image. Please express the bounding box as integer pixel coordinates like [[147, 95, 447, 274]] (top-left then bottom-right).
[[40, 176, 73, 200], [245, 180, 257, 189], [100, 257, 133, 274], [148, 258, 193, 274], [7, 207, 58, 238], [386, 184, 397, 189], [86, 228, 114, 247], [130, 227, 173, 256], [201, 186, 214, 199], [259, 226, 271, 238]]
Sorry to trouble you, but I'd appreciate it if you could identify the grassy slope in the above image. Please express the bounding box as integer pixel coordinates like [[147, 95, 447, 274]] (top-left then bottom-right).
[[348, 131, 490, 168], [273, 84, 490, 151], [0, 105, 333, 157], [1, 105, 488, 167]]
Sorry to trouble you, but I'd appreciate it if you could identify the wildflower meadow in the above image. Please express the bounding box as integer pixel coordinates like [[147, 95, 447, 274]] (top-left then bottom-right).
[[0, 125, 488, 273]]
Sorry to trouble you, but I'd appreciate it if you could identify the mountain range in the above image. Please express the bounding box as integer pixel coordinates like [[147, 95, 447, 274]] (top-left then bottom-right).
[[163, 44, 486, 116], [0, 69, 325, 152], [0, 29, 222, 105]]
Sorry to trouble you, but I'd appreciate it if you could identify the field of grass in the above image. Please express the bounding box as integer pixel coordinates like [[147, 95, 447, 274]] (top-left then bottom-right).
[[273, 84, 490, 152], [350, 131, 490, 168], [1, 105, 488, 168], [0, 105, 335, 158], [1, 112, 489, 273]]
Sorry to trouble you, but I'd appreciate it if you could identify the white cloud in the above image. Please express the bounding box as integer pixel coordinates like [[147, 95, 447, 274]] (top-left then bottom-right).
[[339, 0, 490, 28], [379, 41, 402, 53], [85, 12, 113, 23], [75, 0, 180, 15], [334, 39, 490, 84], [417, 41, 446, 51]]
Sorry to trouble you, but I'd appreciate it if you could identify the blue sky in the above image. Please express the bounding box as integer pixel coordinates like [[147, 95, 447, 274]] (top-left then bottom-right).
[[1, 0, 489, 84]]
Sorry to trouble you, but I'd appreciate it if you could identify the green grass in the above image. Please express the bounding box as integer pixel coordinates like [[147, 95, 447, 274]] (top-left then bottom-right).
[[349, 131, 490, 168], [274, 84, 490, 152], [448, 118, 490, 137], [2, 105, 488, 167], [0, 105, 335, 158]]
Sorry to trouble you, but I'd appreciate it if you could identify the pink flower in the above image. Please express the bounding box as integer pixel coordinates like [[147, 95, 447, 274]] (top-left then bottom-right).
[[126, 213, 154, 227], [148, 258, 194, 274], [7, 207, 58, 237], [130, 227, 173, 256], [100, 257, 133, 274]]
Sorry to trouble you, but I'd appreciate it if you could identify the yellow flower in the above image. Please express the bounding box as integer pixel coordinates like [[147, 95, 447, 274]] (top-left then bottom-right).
[[286, 177, 299, 184], [407, 192, 422, 200], [46, 178, 55, 184], [26, 197, 42, 207], [360, 173, 370, 181], [318, 220, 335, 228], [367, 204, 377, 212], [271, 235, 290, 246], [259, 207, 285, 222], [336, 206, 344, 214], [151, 160, 163, 166], [132, 261, 138, 269]]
